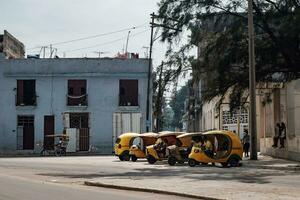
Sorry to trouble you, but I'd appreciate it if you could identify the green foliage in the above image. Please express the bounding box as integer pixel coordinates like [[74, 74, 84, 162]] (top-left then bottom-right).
[[158, 0, 300, 110], [169, 84, 189, 129]]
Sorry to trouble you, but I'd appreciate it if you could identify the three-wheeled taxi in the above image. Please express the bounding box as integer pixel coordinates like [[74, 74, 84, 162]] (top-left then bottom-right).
[[188, 130, 243, 167], [114, 132, 140, 161], [129, 132, 158, 162], [146, 131, 184, 164], [167, 132, 202, 166]]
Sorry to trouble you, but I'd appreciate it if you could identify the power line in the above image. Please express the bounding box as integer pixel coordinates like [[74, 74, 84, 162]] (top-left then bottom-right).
[[27, 23, 147, 50], [62, 29, 149, 53]]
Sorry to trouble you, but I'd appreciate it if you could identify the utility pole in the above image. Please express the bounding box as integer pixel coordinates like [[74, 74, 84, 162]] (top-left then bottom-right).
[[145, 13, 155, 132], [146, 12, 182, 132], [248, 0, 258, 160]]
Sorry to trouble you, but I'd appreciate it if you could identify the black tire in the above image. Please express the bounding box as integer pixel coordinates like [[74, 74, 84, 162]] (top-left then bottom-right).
[[228, 158, 239, 167], [168, 156, 177, 166], [119, 155, 125, 161], [55, 149, 61, 157], [131, 155, 137, 162], [188, 159, 196, 167], [123, 152, 130, 161], [147, 155, 157, 164]]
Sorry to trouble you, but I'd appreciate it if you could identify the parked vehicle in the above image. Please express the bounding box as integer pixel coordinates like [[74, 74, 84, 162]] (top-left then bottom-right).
[[114, 132, 140, 161], [188, 130, 243, 167], [129, 132, 158, 162], [40, 134, 69, 156], [146, 131, 185, 164], [167, 132, 202, 166]]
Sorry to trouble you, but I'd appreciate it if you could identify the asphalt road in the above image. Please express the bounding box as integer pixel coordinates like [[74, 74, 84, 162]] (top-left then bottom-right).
[[0, 156, 299, 200], [0, 173, 188, 200]]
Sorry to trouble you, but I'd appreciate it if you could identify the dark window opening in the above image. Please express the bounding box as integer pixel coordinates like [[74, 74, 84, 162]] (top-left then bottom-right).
[[119, 80, 138, 106], [68, 87, 74, 95], [16, 80, 36, 106], [67, 80, 87, 106]]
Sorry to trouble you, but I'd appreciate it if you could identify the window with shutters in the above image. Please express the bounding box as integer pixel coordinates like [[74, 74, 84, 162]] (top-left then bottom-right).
[[16, 80, 36, 106], [67, 80, 87, 106], [119, 80, 138, 106]]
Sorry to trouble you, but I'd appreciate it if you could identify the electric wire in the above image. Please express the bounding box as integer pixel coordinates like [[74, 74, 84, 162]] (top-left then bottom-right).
[[62, 29, 149, 53], [27, 23, 148, 50]]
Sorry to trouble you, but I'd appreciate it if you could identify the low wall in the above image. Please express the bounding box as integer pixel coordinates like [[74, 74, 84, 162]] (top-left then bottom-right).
[[260, 137, 300, 162]]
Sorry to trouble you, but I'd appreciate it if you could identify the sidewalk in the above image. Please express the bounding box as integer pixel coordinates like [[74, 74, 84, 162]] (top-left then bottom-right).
[[85, 155, 300, 200], [243, 154, 300, 171]]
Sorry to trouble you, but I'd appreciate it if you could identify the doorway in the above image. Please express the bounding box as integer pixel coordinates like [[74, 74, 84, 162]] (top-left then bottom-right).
[[69, 113, 89, 151], [17, 116, 34, 150], [44, 116, 55, 150]]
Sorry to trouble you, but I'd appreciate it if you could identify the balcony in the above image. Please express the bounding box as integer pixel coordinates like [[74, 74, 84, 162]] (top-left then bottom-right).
[[67, 94, 88, 107], [15, 94, 37, 106]]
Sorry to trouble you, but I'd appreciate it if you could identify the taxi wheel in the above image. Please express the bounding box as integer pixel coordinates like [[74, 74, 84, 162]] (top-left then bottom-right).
[[123, 153, 130, 161], [168, 156, 177, 166], [188, 159, 196, 167], [119, 155, 124, 161], [147, 155, 156, 164], [228, 158, 239, 167], [131, 155, 137, 162]]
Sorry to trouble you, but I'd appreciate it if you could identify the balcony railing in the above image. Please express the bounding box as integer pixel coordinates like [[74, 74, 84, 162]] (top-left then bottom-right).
[[15, 94, 37, 106], [119, 94, 139, 107], [67, 94, 88, 106]]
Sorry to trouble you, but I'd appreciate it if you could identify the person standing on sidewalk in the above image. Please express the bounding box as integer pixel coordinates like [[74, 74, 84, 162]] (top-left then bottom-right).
[[272, 123, 281, 148], [242, 130, 250, 157], [279, 122, 286, 148]]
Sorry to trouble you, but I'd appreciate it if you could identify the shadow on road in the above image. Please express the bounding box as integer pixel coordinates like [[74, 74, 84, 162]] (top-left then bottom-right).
[[37, 161, 299, 184]]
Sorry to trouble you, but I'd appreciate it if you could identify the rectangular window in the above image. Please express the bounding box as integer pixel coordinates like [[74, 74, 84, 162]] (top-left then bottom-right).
[[16, 80, 36, 106], [67, 80, 87, 106], [119, 80, 138, 106]]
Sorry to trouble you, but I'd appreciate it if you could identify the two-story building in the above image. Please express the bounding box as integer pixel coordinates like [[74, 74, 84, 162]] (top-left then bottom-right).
[[0, 54, 152, 155]]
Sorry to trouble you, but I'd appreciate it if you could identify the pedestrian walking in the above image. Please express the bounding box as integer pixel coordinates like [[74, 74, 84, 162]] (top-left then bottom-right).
[[242, 129, 250, 157], [272, 123, 281, 148], [279, 122, 286, 148]]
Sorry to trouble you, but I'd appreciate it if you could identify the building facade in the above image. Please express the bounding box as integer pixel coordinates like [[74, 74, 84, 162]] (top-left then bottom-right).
[[0, 56, 151, 154], [259, 80, 300, 161], [0, 30, 25, 59]]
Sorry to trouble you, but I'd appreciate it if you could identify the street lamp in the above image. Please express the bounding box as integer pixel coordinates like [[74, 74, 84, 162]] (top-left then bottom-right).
[[248, 0, 258, 160]]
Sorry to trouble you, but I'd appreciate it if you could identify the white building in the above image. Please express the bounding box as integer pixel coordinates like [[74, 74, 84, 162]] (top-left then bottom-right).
[[0, 54, 152, 155]]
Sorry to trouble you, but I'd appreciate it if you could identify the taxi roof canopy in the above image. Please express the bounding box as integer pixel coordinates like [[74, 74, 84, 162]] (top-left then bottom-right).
[[158, 131, 185, 138], [140, 132, 159, 138], [118, 132, 140, 138], [177, 132, 203, 139]]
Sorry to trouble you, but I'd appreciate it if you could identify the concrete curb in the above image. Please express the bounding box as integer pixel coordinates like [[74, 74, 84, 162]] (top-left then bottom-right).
[[84, 181, 223, 200]]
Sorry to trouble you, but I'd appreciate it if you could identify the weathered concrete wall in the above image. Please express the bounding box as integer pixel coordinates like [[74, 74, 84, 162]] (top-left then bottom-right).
[[260, 79, 300, 161], [0, 30, 25, 59], [0, 58, 151, 154]]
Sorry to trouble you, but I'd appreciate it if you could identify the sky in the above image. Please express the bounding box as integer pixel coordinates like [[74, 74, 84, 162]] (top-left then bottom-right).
[[0, 0, 192, 88]]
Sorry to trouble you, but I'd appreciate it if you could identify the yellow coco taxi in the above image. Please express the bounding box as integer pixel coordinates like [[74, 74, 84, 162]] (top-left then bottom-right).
[[188, 130, 243, 167], [146, 131, 185, 164], [129, 132, 158, 162], [114, 132, 140, 161], [167, 132, 202, 166]]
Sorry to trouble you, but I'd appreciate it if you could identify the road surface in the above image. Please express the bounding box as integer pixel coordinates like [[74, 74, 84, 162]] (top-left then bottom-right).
[[0, 173, 188, 200]]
